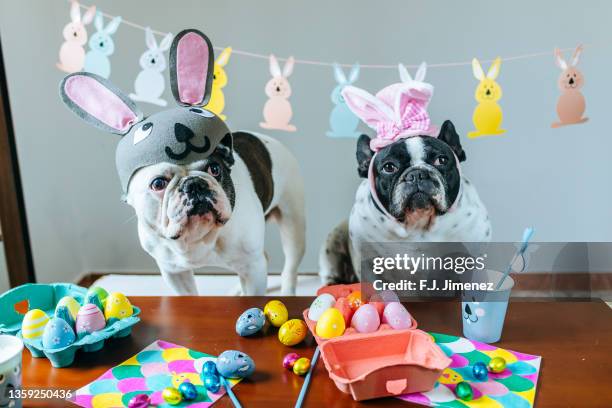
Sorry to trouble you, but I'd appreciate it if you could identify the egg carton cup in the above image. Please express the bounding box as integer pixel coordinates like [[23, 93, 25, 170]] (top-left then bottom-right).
[[0, 283, 141, 368], [303, 284, 451, 401]]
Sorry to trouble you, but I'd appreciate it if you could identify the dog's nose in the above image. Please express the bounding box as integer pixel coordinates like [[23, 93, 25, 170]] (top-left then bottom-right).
[[405, 169, 430, 184], [180, 177, 209, 199], [569, 77, 575, 85], [464, 304, 472, 315]]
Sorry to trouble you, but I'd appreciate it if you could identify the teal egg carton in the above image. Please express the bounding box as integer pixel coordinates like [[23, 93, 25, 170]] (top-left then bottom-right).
[[0, 283, 140, 368]]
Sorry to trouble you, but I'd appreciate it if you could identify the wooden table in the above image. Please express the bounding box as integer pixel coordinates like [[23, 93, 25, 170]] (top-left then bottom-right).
[[20, 297, 612, 407]]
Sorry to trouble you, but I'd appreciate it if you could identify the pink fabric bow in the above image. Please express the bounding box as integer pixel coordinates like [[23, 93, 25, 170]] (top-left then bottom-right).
[[342, 82, 437, 151]]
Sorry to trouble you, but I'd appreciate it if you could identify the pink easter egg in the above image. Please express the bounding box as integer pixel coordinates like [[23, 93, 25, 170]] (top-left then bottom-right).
[[76, 303, 106, 334], [382, 302, 412, 330], [350, 304, 380, 333]]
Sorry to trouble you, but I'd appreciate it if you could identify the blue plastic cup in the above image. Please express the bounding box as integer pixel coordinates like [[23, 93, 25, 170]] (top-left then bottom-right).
[[461, 270, 514, 344]]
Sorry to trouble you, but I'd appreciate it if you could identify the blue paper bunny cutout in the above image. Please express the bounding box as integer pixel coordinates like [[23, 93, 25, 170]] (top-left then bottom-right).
[[84, 12, 121, 79], [326, 63, 360, 138]]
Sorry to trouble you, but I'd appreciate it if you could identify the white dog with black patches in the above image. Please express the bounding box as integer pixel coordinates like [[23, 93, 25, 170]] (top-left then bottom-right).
[[319, 79, 491, 284], [60, 29, 305, 295]]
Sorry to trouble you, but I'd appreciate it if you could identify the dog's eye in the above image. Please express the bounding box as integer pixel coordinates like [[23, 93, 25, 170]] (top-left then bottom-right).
[[207, 163, 221, 177], [150, 177, 168, 192], [382, 162, 398, 174], [434, 155, 449, 166]]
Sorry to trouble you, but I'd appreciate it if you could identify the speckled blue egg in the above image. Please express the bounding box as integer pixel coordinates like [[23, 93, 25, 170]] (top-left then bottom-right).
[[42, 317, 76, 349], [202, 373, 221, 393], [178, 381, 198, 400], [202, 360, 218, 376], [235, 307, 265, 336], [215, 350, 255, 379]]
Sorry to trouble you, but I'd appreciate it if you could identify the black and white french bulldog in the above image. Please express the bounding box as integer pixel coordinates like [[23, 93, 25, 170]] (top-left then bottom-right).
[[60, 30, 305, 295], [319, 120, 491, 284]]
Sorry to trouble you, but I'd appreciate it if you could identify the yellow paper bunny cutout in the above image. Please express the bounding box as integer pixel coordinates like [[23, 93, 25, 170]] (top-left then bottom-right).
[[204, 47, 232, 121], [468, 57, 506, 138]]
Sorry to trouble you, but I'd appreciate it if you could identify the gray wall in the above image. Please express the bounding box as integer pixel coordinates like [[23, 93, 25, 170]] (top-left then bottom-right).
[[1, 0, 611, 284]]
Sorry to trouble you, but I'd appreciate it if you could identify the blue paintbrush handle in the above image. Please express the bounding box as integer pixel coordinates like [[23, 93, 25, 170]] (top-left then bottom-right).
[[294, 346, 321, 408], [221, 376, 243, 408]]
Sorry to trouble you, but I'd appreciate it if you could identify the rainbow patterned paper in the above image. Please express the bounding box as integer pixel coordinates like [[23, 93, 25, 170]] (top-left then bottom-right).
[[73, 340, 241, 408], [399, 333, 541, 407]]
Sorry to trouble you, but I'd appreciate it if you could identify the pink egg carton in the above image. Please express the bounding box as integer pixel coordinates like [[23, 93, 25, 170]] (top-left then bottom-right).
[[303, 284, 451, 401]]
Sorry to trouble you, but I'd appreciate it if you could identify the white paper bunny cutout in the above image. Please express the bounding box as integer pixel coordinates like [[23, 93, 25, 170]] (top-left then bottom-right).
[[398, 61, 428, 85], [260, 55, 297, 132], [326, 63, 360, 138], [83, 12, 122, 79], [129, 28, 173, 107], [56, 1, 96, 73]]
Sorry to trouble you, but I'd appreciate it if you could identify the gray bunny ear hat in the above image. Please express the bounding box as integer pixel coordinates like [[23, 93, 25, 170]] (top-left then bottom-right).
[[59, 29, 231, 193]]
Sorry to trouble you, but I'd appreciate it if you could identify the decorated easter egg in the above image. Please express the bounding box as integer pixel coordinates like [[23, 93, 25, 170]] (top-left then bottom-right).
[[283, 352, 300, 369], [488, 357, 507, 373], [382, 302, 412, 330], [87, 286, 108, 306], [42, 317, 76, 349], [21, 309, 50, 340], [264, 300, 288, 327], [315, 307, 345, 339], [127, 393, 150, 408], [202, 360, 218, 376], [162, 387, 182, 405], [216, 350, 255, 379], [76, 303, 106, 334], [178, 381, 198, 400], [278, 319, 307, 346], [56, 296, 80, 320], [203, 373, 221, 393], [334, 297, 354, 326], [455, 381, 473, 401], [350, 304, 380, 333], [307, 293, 336, 321], [235, 307, 265, 336], [472, 362, 488, 381], [104, 292, 133, 320], [346, 291, 365, 310], [54, 305, 75, 329], [292, 357, 311, 376]]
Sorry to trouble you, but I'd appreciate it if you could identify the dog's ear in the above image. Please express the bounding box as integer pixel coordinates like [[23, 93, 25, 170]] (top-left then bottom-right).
[[438, 120, 466, 162], [214, 132, 234, 167], [169, 29, 215, 106], [59, 72, 143, 135], [356, 134, 375, 178]]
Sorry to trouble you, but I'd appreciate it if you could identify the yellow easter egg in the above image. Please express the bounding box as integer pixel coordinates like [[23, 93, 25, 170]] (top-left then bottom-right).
[[315, 308, 345, 339], [264, 300, 288, 327], [292, 357, 311, 376], [21, 309, 50, 339], [104, 292, 133, 320], [56, 296, 81, 320], [278, 319, 307, 346]]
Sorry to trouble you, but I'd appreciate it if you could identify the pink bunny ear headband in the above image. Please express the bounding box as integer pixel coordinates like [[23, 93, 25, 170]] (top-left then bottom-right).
[[342, 83, 463, 223]]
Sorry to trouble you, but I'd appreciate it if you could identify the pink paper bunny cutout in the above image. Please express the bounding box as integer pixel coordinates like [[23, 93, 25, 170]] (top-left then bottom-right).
[[342, 82, 436, 151], [260, 55, 297, 132], [56, 1, 96, 73]]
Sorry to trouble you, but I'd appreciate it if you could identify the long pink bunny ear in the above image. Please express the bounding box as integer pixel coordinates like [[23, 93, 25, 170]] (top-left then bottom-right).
[[393, 83, 435, 137], [60, 72, 143, 135], [169, 29, 214, 106], [342, 85, 395, 131]]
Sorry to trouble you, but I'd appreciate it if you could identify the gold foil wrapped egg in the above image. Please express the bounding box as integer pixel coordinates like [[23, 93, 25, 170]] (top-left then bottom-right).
[[292, 357, 311, 376], [488, 357, 507, 373]]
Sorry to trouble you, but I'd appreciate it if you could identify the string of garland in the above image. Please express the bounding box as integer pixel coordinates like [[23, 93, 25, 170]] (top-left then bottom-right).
[[56, 0, 590, 136]]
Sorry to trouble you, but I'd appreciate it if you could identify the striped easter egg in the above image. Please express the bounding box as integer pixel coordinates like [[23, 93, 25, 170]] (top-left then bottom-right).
[[22, 309, 50, 339], [76, 303, 106, 334]]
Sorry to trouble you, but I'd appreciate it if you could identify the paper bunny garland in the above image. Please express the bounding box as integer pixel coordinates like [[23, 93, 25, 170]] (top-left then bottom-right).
[[327, 63, 360, 138], [129, 27, 173, 107], [260, 55, 297, 132], [83, 12, 122, 79], [60, 29, 232, 193], [468, 57, 506, 138], [56, 1, 96, 73], [552, 45, 588, 128], [205, 47, 232, 120]]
